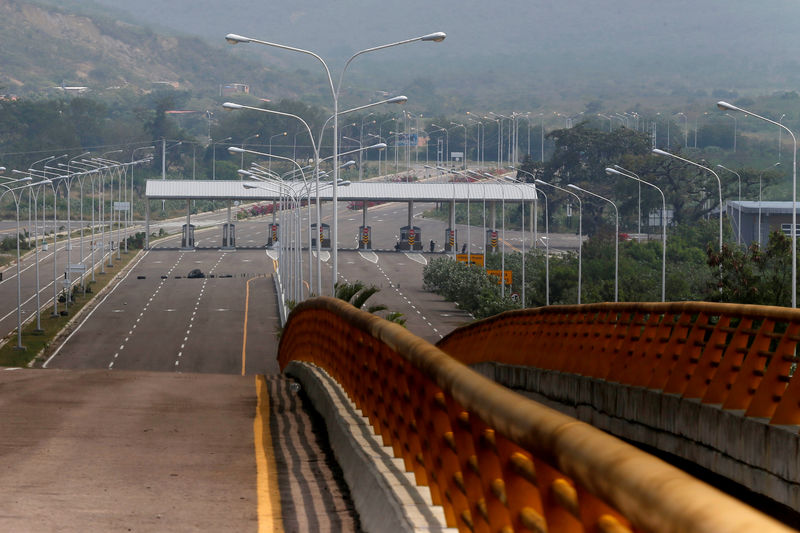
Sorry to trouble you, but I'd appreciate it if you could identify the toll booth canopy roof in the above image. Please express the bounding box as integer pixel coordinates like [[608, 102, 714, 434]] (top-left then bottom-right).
[[145, 180, 537, 202]]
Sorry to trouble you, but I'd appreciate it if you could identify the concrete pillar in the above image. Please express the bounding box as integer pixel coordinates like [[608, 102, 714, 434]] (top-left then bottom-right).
[[362, 202, 368, 228], [145, 199, 150, 249], [407, 201, 413, 230]]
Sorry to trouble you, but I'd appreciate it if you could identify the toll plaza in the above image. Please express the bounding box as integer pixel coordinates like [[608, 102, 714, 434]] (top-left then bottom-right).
[[144, 180, 536, 251]]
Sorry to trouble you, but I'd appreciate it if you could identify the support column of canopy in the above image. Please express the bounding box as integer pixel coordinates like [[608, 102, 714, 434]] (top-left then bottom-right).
[[145, 200, 151, 249], [182, 200, 195, 250], [448, 199, 456, 255], [222, 200, 235, 250], [359, 201, 371, 249]]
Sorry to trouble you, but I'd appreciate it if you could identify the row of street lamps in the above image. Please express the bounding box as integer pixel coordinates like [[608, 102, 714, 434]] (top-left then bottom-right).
[[0, 153, 151, 350]]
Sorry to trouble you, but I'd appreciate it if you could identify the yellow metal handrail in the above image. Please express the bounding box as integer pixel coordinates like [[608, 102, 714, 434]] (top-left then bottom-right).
[[279, 297, 792, 533], [437, 301, 800, 426]]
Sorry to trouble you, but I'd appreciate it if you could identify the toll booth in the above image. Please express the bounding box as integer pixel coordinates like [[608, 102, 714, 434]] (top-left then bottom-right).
[[311, 223, 331, 249], [486, 229, 499, 253], [444, 228, 457, 252], [398, 225, 422, 251], [181, 223, 195, 249], [358, 226, 372, 250], [267, 223, 279, 248], [222, 223, 236, 248]]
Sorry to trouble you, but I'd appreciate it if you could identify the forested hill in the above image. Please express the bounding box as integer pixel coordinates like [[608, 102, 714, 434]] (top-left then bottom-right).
[[5, 0, 800, 111], [39, 0, 800, 109], [0, 0, 306, 99]]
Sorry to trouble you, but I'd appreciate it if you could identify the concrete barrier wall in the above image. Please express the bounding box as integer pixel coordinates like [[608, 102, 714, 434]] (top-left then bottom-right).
[[472, 361, 800, 511], [286, 361, 454, 533]]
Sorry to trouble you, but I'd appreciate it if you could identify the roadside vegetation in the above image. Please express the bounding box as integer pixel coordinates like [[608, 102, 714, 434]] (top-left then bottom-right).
[[423, 226, 797, 319]]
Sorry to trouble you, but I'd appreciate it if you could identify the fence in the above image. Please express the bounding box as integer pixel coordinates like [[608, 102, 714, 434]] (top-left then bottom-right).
[[278, 297, 792, 532]]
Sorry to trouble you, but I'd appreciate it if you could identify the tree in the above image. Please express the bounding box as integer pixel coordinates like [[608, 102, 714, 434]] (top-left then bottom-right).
[[706, 231, 793, 306], [334, 281, 406, 325], [542, 122, 651, 235]]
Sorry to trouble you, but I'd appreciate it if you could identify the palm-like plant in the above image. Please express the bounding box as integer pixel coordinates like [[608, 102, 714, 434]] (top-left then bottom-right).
[[334, 281, 405, 325]]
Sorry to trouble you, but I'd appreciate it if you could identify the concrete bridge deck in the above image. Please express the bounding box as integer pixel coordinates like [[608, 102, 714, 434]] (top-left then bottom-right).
[[0, 369, 359, 532]]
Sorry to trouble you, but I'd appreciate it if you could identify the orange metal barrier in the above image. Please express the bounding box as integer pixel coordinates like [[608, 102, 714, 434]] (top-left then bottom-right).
[[278, 297, 792, 533], [437, 301, 800, 427]]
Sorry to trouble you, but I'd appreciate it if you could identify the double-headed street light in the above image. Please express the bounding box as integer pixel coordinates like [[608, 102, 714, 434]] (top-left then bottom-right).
[[568, 184, 619, 302], [718, 100, 798, 308], [606, 166, 666, 302], [226, 30, 445, 296], [451, 122, 467, 170], [716, 164, 742, 246], [535, 178, 583, 304], [268, 132, 287, 172], [652, 149, 722, 254]]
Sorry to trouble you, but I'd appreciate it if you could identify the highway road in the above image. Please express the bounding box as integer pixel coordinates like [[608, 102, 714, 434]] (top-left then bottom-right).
[[43, 220, 279, 374]]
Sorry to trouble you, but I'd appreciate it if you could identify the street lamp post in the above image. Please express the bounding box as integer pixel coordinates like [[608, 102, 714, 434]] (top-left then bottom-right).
[[755, 162, 781, 246], [538, 188, 550, 305], [430, 124, 450, 167], [718, 100, 797, 308], [268, 132, 287, 173], [568, 184, 619, 302], [129, 146, 154, 252], [212, 136, 232, 180], [226, 30, 445, 296], [26, 179, 52, 332], [451, 122, 467, 170], [379, 117, 396, 176], [676, 112, 688, 147], [652, 148, 722, 254], [724, 113, 737, 152], [0, 177, 36, 350], [607, 166, 667, 302], [240, 133, 260, 169], [535, 178, 582, 304], [359, 113, 375, 180], [716, 164, 742, 246]]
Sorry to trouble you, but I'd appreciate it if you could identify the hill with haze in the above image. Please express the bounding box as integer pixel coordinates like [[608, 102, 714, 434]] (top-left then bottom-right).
[[4, 0, 800, 113]]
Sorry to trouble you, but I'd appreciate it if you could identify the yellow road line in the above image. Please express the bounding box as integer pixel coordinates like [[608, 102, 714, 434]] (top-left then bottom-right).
[[242, 276, 255, 376], [254, 375, 283, 533]]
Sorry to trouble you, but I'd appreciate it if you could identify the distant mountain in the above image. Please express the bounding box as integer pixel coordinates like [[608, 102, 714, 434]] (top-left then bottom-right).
[[0, 0, 315, 100], [5, 0, 800, 112]]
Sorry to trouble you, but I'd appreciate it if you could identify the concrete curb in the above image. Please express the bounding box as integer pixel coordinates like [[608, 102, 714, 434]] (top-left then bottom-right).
[[285, 361, 455, 533]]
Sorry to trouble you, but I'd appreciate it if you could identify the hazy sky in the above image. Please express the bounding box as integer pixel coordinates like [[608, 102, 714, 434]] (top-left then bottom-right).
[[43, 0, 800, 107]]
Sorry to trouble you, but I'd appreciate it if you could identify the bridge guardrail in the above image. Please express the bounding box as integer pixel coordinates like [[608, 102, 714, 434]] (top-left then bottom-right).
[[437, 301, 800, 428], [279, 297, 792, 532]]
